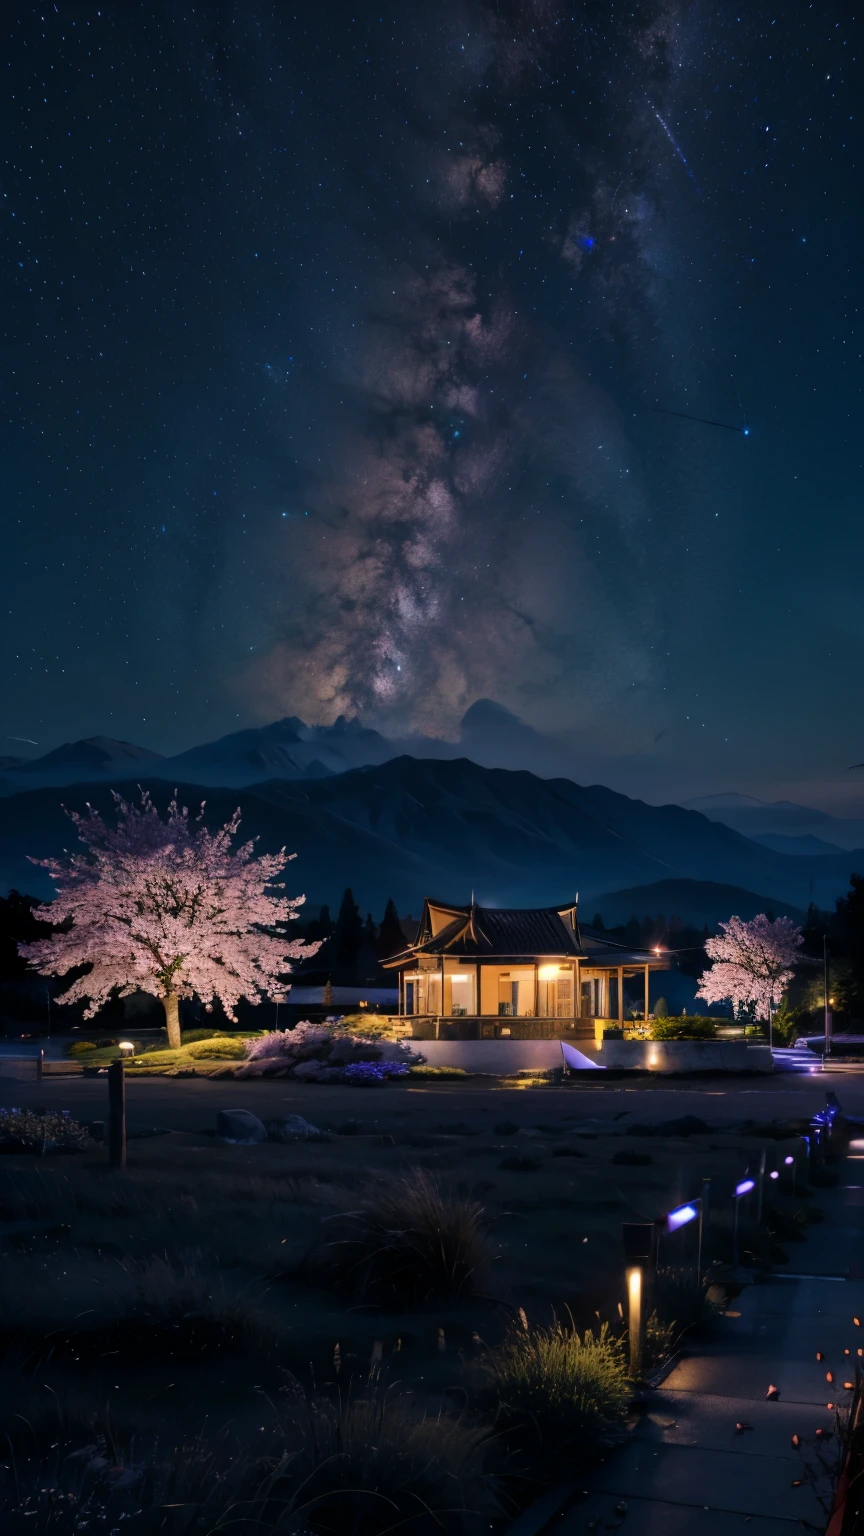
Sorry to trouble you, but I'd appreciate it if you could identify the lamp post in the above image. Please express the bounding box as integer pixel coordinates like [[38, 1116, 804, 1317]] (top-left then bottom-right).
[[622, 1223, 654, 1380], [824, 935, 832, 1059]]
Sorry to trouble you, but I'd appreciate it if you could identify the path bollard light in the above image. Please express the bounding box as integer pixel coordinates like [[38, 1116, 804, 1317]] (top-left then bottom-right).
[[732, 1178, 755, 1270], [756, 1147, 767, 1224], [36, 1049, 44, 1082], [698, 1177, 711, 1283], [118, 1041, 135, 1058], [622, 1223, 654, 1380], [108, 1060, 126, 1171]]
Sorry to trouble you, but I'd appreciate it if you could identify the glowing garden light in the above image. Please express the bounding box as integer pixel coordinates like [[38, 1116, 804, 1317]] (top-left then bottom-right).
[[666, 1202, 699, 1233], [735, 1178, 755, 1198], [785, 1155, 795, 1165], [770, 1170, 779, 1180]]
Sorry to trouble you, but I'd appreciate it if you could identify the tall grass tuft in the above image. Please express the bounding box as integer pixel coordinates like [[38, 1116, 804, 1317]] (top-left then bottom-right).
[[479, 1314, 629, 1451], [313, 1169, 492, 1305], [263, 1381, 498, 1536]]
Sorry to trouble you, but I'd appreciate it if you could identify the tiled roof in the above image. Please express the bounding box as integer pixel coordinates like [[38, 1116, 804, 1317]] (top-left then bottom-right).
[[382, 900, 669, 967]]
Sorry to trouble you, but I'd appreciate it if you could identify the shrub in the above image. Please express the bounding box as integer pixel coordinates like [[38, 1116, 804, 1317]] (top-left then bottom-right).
[[337, 1060, 409, 1084], [480, 1315, 629, 1451], [186, 1036, 249, 1060], [66, 1040, 98, 1056], [410, 1064, 468, 1078], [264, 1384, 498, 1536], [333, 1012, 414, 1041], [651, 1016, 717, 1041], [313, 1169, 492, 1304], [653, 996, 668, 1019], [0, 1107, 91, 1151]]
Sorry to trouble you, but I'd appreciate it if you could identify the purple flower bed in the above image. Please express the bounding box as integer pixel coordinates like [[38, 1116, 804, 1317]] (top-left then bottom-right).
[[337, 1061, 411, 1085]]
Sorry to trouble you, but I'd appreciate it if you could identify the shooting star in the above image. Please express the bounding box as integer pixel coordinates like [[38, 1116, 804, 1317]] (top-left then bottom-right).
[[653, 408, 750, 436], [6, 735, 38, 745], [649, 104, 700, 192]]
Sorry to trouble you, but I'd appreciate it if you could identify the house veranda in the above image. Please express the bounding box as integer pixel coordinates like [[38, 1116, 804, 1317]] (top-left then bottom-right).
[[384, 899, 672, 1043]]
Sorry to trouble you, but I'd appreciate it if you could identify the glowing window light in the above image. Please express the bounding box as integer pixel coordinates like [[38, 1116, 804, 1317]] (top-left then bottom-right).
[[538, 965, 566, 980], [735, 1178, 755, 1198], [448, 975, 470, 983], [666, 1202, 699, 1233]]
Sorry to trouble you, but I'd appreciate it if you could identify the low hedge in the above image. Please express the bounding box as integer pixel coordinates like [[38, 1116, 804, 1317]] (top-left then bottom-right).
[[651, 1016, 718, 1041]]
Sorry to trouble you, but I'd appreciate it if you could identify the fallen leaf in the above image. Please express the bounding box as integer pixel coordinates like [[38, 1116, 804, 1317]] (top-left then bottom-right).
[[792, 1479, 805, 1488], [827, 1371, 835, 1383], [844, 1382, 855, 1390], [614, 1501, 628, 1515], [736, 1421, 754, 1433], [855, 1317, 861, 1327], [816, 1351, 825, 1361], [791, 1433, 801, 1448], [766, 1384, 780, 1400]]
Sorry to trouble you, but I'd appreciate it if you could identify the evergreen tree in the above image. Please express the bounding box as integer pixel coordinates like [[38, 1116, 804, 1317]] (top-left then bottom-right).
[[377, 897, 406, 960], [331, 888, 363, 984]]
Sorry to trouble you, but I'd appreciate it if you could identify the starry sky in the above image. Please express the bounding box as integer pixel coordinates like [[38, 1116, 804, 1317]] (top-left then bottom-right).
[[1, 1, 862, 810]]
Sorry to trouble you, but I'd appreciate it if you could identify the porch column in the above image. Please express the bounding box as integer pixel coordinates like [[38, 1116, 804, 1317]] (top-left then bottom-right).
[[644, 964, 650, 1022], [475, 962, 481, 1018], [617, 965, 624, 1026], [575, 958, 581, 1019], [534, 963, 539, 1019], [399, 970, 404, 1017]]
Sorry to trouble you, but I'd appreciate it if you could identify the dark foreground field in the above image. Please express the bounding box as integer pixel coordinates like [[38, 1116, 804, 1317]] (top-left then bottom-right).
[[0, 1071, 849, 1534]]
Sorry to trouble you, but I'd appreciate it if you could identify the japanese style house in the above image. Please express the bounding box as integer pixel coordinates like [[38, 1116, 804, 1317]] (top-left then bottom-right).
[[383, 898, 672, 1042]]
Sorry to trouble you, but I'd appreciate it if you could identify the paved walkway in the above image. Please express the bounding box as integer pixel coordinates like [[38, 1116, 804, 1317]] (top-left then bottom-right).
[[556, 1160, 864, 1533]]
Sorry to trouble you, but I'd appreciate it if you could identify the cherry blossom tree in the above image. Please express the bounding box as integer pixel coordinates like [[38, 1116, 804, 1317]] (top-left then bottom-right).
[[696, 913, 804, 1026], [19, 791, 319, 1048]]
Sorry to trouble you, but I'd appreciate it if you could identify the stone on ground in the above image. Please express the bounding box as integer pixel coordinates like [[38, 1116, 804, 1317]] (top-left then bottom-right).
[[216, 1108, 267, 1144]]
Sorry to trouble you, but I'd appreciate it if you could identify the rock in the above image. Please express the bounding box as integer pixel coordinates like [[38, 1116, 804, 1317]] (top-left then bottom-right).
[[291, 1059, 326, 1081], [266, 1115, 329, 1143], [216, 1108, 268, 1144], [657, 1115, 710, 1137]]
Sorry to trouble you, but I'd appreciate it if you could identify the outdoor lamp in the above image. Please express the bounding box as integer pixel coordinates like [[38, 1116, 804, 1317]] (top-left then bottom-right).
[[118, 1041, 135, 1057]]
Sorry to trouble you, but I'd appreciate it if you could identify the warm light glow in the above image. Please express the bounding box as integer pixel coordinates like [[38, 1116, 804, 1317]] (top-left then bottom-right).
[[666, 1202, 698, 1233], [626, 1265, 642, 1318], [448, 974, 469, 982], [118, 1041, 135, 1055], [735, 1178, 755, 1197], [653, 946, 662, 955], [538, 965, 565, 980]]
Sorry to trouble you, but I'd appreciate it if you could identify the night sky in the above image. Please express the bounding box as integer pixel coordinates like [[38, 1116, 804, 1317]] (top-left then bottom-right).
[[1, 2, 861, 810]]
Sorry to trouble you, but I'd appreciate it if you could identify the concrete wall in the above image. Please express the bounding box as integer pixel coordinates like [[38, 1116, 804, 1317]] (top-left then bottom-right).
[[415, 1038, 774, 1074], [597, 1040, 774, 1073], [416, 1040, 566, 1073]]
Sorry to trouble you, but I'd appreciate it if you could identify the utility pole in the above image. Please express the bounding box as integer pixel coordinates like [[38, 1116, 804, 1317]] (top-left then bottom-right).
[[824, 934, 831, 1059]]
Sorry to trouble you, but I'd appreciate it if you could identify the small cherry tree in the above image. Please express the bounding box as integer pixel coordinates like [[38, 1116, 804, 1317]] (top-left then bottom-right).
[[19, 791, 319, 1047], [696, 913, 804, 1029]]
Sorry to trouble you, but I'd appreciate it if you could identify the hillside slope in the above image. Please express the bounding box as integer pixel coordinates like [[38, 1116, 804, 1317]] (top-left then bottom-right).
[[0, 756, 861, 913]]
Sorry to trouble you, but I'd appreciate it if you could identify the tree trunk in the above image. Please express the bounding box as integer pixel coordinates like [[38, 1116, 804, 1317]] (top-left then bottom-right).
[[162, 991, 181, 1050]]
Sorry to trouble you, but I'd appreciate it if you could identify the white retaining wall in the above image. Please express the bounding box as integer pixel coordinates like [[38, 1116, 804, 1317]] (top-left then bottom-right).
[[414, 1039, 774, 1074]]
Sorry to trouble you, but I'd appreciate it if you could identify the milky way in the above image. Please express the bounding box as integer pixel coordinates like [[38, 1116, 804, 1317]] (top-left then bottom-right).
[[243, 0, 688, 736]]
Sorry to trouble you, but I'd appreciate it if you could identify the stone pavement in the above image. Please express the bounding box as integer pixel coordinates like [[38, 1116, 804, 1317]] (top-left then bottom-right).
[[551, 1163, 864, 1534]]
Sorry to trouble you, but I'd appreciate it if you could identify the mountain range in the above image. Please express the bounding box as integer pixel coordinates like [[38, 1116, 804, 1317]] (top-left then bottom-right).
[[1, 754, 862, 919]]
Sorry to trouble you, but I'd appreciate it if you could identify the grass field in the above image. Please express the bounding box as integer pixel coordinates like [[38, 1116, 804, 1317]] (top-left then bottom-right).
[[0, 1079, 826, 1532]]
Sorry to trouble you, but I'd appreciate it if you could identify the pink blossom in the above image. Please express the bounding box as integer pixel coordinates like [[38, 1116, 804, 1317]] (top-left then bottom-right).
[[696, 913, 803, 1020], [19, 791, 319, 1046]]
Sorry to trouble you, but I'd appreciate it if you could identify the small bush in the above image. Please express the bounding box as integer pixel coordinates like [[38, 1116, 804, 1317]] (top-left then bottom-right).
[[0, 1107, 90, 1151], [480, 1316, 629, 1451], [66, 1040, 98, 1056], [186, 1036, 248, 1060], [651, 1016, 717, 1041], [313, 1169, 492, 1305], [265, 1383, 498, 1536], [410, 1064, 468, 1078], [334, 1012, 413, 1041]]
